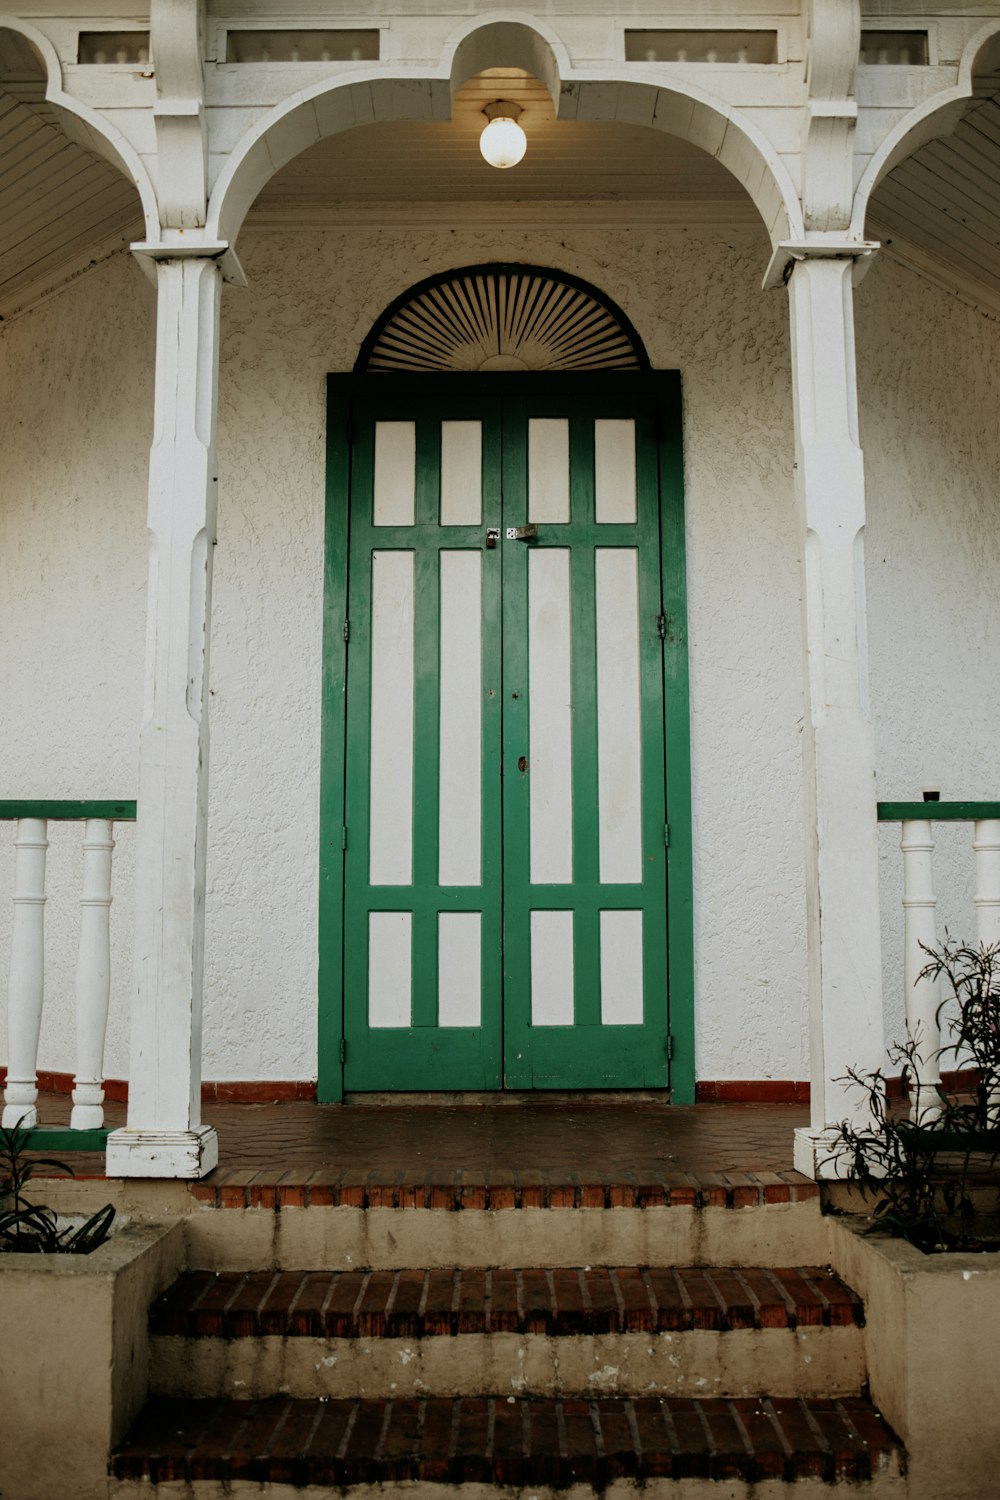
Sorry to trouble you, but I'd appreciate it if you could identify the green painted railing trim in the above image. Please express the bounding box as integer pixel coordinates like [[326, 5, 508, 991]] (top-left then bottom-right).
[[878, 801, 1000, 822], [0, 800, 136, 821], [20, 1126, 110, 1151]]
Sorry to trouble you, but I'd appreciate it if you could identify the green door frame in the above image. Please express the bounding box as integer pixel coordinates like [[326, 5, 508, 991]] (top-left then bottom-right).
[[318, 371, 695, 1103]]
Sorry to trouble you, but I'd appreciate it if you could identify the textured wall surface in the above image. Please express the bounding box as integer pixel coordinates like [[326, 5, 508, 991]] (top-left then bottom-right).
[[857, 258, 1000, 1045], [0, 261, 153, 1083], [1, 226, 997, 1088], [209, 223, 806, 1086]]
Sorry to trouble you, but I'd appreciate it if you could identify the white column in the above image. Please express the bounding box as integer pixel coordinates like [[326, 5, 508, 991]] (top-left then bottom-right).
[[106, 253, 223, 1178], [70, 819, 115, 1130], [2, 819, 48, 1131], [786, 252, 886, 1179], [900, 819, 942, 1122]]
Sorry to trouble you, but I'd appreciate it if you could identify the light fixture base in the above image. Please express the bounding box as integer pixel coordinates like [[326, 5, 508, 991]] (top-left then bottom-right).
[[482, 100, 522, 124]]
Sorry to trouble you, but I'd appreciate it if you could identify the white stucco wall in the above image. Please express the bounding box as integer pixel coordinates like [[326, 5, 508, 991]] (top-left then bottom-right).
[[857, 259, 1000, 1047], [208, 223, 805, 1086], [1, 226, 997, 1089], [0, 263, 153, 1083]]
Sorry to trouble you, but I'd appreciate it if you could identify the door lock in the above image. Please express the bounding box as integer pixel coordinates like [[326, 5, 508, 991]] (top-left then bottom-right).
[[485, 528, 500, 549], [506, 524, 538, 542]]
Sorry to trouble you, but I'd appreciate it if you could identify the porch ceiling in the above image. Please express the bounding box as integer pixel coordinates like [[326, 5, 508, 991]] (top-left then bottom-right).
[[3, 47, 1000, 322], [0, 30, 143, 320], [868, 89, 1000, 320]]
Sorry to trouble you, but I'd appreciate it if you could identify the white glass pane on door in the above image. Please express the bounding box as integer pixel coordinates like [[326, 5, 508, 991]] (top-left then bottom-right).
[[369, 550, 414, 885], [528, 418, 570, 523], [440, 422, 482, 525], [438, 912, 482, 1027], [373, 422, 416, 526], [369, 911, 412, 1027], [529, 548, 573, 884], [530, 910, 574, 1025], [596, 548, 642, 884], [594, 420, 637, 523], [439, 551, 482, 886], [599, 910, 644, 1024]]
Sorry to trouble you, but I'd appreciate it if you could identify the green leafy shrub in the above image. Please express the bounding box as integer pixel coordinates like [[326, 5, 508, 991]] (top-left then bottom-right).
[[830, 941, 1000, 1253], [0, 1117, 115, 1254]]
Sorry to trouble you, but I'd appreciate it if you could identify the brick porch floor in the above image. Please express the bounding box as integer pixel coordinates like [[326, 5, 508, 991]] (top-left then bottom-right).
[[30, 1093, 818, 1206]]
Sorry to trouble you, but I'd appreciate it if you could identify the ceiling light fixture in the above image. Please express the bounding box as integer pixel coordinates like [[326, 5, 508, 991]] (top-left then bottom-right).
[[480, 101, 527, 169]]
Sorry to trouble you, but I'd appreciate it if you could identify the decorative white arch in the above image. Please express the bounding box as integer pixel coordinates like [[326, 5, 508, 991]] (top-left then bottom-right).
[[851, 18, 1000, 238], [0, 12, 159, 237], [206, 16, 803, 249]]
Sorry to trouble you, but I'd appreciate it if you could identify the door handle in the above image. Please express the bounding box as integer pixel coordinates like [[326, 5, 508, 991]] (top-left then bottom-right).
[[506, 525, 538, 542]]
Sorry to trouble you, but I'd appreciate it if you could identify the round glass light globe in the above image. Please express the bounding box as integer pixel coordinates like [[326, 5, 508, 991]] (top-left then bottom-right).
[[480, 116, 527, 170]]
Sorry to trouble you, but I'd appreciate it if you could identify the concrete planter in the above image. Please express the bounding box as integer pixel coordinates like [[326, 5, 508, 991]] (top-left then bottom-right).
[[829, 1217, 1000, 1500], [0, 1219, 183, 1500]]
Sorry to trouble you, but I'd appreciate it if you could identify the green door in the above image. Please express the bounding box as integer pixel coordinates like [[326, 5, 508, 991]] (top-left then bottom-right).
[[327, 377, 689, 1093]]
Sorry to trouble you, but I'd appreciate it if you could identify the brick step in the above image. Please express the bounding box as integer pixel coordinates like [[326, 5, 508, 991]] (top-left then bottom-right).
[[152, 1267, 863, 1340], [111, 1394, 905, 1494], [149, 1267, 866, 1401]]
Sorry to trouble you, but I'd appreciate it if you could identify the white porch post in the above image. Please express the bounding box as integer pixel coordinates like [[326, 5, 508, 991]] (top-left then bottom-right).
[[783, 248, 886, 1178], [106, 251, 224, 1178]]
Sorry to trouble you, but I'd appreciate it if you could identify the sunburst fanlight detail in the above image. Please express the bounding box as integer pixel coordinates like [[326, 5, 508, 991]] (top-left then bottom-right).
[[359, 266, 645, 373]]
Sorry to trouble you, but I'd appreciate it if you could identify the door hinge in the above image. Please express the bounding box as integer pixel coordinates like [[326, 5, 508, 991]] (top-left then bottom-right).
[[666, 1034, 675, 1061], [341, 826, 348, 851], [664, 823, 670, 848], [657, 613, 666, 640], [340, 1038, 347, 1064], [343, 620, 350, 642]]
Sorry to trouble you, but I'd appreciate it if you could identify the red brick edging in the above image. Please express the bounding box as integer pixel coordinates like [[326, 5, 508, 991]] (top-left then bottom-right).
[[191, 1170, 819, 1211]]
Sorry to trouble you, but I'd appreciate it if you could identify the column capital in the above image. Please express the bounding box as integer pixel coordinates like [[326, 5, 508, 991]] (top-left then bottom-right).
[[763, 236, 880, 291], [131, 238, 247, 288]]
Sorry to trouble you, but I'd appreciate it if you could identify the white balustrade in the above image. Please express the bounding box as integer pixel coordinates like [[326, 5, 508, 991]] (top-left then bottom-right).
[[3, 814, 122, 1133], [2, 819, 48, 1130], [890, 807, 1000, 1124], [900, 818, 943, 1122], [70, 820, 115, 1130]]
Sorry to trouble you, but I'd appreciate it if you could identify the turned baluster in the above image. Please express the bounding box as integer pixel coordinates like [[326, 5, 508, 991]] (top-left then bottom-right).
[[901, 818, 943, 1122], [2, 819, 48, 1130], [70, 819, 115, 1130]]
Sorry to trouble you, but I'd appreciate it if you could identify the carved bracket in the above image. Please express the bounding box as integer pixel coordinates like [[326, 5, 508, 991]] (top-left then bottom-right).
[[803, 0, 861, 231], [150, 0, 208, 228]]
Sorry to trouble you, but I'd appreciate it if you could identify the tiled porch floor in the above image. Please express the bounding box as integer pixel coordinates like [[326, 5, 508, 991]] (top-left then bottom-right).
[[30, 1093, 816, 1203]]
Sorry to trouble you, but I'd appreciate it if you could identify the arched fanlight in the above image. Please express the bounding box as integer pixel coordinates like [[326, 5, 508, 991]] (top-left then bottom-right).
[[357, 265, 648, 373]]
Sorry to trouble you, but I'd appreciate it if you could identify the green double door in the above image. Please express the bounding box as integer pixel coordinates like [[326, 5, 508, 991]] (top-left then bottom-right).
[[335, 380, 679, 1091]]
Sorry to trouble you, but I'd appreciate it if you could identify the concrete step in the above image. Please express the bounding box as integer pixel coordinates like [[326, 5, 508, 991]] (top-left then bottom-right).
[[110, 1393, 906, 1496], [148, 1266, 866, 1401], [179, 1186, 827, 1272]]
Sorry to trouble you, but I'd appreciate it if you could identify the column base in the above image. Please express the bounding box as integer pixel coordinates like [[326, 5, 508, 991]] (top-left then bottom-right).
[[2, 1099, 38, 1130], [793, 1126, 860, 1181], [105, 1125, 219, 1179]]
